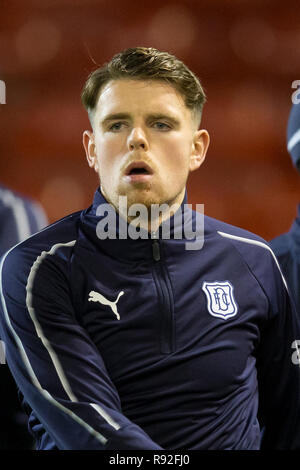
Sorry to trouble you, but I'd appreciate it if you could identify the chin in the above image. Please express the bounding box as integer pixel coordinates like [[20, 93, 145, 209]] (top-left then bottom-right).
[[103, 184, 151, 207], [126, 190, 161, 209]]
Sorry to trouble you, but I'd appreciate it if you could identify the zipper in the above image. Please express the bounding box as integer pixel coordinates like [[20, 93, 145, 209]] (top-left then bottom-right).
[[151, 237, 175, 354]]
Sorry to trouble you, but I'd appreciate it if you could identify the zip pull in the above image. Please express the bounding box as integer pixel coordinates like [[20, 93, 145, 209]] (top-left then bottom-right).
[[152, 239, 160, 261]]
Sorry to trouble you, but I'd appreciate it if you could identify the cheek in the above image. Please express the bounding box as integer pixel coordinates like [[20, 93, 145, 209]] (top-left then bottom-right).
[[159, 138, 191, 174], [95, 139, 122, 173], [96, 137, 120, 157]]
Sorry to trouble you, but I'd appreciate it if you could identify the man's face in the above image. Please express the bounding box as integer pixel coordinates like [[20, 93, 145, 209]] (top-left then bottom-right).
[[83, 79, 209, 212]]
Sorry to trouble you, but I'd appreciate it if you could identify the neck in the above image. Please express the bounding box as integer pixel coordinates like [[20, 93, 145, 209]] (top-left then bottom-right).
[[101, 186, 186, 233]]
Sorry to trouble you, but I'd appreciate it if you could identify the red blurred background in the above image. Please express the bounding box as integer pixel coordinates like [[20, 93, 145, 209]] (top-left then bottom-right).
[[1, 0, 300, 241]]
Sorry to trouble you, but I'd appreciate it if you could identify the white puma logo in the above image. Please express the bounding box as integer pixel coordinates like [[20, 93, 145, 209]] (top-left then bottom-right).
[[88, 290, 124, 320]]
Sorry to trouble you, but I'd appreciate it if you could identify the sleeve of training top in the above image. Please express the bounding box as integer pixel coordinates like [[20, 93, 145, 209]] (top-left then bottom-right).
[[255, 252, 300, 449], [0, 245, 163, 450], [0, 187, 48, 257]]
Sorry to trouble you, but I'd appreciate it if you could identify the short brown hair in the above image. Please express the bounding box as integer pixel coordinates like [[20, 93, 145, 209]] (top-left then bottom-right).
[[81, 47, 206, 126]]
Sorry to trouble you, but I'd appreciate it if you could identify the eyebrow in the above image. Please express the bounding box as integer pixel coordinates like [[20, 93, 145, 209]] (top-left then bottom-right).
[[101, 112, 181, 127], [147, 114, 181, 126], [101, 113, 131, 125]]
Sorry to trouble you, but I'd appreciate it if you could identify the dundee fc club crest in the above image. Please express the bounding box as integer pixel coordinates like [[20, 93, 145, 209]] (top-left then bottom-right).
[[202, 281, 238, 320]]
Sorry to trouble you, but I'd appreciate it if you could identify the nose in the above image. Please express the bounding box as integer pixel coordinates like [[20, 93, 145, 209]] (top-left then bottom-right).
[[127, 127, 149, 151]]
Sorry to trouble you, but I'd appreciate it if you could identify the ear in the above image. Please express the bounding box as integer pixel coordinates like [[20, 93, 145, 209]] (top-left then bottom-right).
[[83, 130, 99, 172], [189, 129, 210, 172]]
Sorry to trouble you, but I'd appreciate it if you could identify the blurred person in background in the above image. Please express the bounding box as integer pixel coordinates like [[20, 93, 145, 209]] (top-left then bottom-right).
[[0, 183, 48, 449], [0, 48, 300, 451], [270, 103, 300, 314]]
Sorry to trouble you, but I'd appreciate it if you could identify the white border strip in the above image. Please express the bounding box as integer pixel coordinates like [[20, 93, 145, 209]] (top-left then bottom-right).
[[217, 231, 288, 290], [26, 241, 121, 431], [288, 128, 300, 153], [26, 241, 78, 402], [90, 403, 120, 430]]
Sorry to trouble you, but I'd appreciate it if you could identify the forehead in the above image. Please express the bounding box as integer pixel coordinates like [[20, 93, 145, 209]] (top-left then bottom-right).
[[95, 79, 191, 120]]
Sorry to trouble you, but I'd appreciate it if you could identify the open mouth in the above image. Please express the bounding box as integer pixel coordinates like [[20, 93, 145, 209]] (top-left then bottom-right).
[[125, 162, 154, 177], [128, 167, 150, 175]]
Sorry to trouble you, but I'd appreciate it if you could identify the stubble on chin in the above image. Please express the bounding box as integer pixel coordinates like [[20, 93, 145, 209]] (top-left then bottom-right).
[[126, 188, 161, 210], [114, 184, 166, 227]]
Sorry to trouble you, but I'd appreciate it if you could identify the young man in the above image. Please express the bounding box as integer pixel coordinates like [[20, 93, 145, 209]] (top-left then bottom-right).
[[0, 47, 300, 450]]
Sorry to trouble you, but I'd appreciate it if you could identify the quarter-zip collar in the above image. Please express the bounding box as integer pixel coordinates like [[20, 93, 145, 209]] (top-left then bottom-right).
[[79, 187, 194, 262]]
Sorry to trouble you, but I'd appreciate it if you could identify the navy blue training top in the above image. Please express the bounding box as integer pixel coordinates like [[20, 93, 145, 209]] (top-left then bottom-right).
[[0, 188, 300, 450]]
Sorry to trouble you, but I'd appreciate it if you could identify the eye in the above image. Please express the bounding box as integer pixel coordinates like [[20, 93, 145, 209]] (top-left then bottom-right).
[[108, 122, 126, 132], [152, 121, 171, 131]]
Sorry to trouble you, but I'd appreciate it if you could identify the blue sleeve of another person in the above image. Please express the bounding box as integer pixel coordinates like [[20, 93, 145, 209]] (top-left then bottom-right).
[[0, 185, 48, 257], [0, 184, 48, 450]]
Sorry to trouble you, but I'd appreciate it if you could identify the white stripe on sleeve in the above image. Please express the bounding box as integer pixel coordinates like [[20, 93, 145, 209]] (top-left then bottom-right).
[[217, 231, 288, 290], [288, 128, 300, 153]]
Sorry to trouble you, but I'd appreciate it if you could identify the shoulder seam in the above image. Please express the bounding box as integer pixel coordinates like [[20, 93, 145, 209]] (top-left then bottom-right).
[[217, 230, 288, 291]]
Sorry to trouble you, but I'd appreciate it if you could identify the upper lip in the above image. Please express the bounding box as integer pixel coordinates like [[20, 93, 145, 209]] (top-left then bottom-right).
[[124, 161, 154, 175]]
